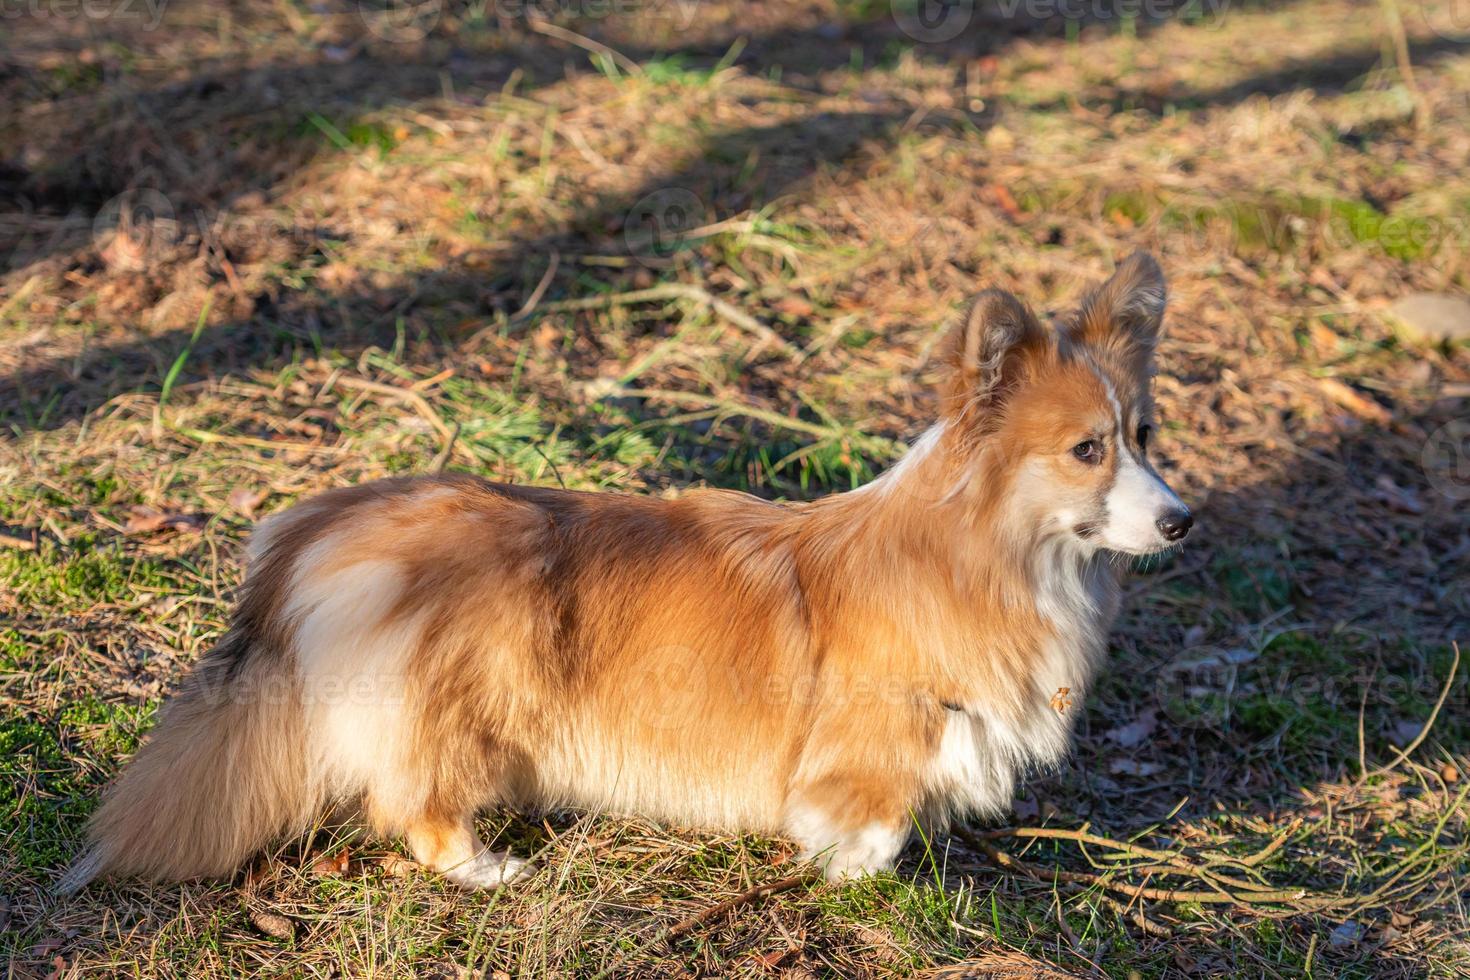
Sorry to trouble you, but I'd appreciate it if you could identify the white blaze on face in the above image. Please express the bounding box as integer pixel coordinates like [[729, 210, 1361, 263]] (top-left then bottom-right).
[[1085, 359, 1187, 555], [1098, 452, 1186, 554]]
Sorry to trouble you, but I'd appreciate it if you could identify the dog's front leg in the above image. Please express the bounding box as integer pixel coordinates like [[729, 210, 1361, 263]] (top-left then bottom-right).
[[782, 775, 912, 881], [404, 809, 533, 891]]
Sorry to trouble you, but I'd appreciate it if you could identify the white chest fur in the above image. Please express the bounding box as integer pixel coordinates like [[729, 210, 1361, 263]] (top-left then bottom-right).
[[922, 547, 1117, 824]]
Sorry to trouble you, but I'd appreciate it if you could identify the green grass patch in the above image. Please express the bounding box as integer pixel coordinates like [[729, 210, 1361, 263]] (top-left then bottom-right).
[[0, 698, 149, 872], [1, 538, 174, 611]]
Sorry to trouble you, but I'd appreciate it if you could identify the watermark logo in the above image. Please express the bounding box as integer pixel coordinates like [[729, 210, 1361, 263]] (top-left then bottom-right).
[[1415, 0, 1470, 39], [893, 0, 974, 42], [1153, 646, 1254, 730], [1423, 419, 1470, 502], [92, 189, 180, 271], [619, 649, 720, 732], [623, 187, 707, 268], [0, 0, 167, 30], [358, 0, 442, 42]]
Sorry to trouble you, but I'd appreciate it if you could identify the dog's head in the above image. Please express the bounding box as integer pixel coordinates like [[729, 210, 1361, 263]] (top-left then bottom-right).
[[938, 252, 1192, 556]]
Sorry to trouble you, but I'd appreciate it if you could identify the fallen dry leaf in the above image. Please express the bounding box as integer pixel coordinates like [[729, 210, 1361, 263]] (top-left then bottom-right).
[[1109, 758, 1166, 777], [747, 947, 798, 970], [1390, 719, 1423, 746], [124, 506, 204, 536], [1329, 920, 1366, 949], [227, 487, 270, 520], [1105, 710, 1158, 748], [376, 853, 420, 877], [28, 939, 63, 959], [250, 909, 296, 941], [310, 848, 350, 876], [986, 183, 1024, 223], [774, 296, 814, 318]]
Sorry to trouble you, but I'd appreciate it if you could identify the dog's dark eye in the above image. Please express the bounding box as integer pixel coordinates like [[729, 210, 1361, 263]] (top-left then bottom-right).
[[1072, 439, 1102, 464], [1137, 424, 1152, 450]]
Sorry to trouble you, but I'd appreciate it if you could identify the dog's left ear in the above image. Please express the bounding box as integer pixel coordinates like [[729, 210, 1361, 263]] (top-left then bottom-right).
[[1064, 251, 1167, 364]]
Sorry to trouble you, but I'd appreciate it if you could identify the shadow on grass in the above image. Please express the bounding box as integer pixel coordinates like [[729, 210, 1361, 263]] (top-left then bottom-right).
[[0, 0, 1364, 435], [2, 105, 922, 433]]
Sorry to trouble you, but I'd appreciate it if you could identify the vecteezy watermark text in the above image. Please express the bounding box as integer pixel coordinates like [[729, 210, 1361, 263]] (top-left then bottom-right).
[[0, 0, 167, 29]]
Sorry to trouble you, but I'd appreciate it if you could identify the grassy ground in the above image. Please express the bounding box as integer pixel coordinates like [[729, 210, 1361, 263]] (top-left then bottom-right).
[[2, 0, 1469, 975]]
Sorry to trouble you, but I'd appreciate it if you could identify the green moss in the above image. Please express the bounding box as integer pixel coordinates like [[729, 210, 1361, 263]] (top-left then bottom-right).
[[1024, 181, 1435, 261], [0, 628, 26, 672], [1211, 552, 1294, 614], [0, 538, 173, 610], [0, 698, 148, 871], [815, 874, 956, 969], [1104, 190, 1153, 228]]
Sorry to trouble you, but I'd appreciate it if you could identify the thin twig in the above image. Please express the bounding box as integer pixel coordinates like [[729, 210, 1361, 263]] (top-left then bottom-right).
[[526, 15, 644, 76], [512, 249, 560, 323], [171, 427, 349, 456], [1094, 892, 1172, 938], [968, 826, 1179, 863], [0, 530, 37, 551], [529, 441, 567, 489], [596, 385, 896, 457], [333, 376, 455, 444], [498, 283, 799, 358], [1232, 818, 1303, 869], [665, 873, 811, 939], [1377, 0, 1430, 131], [594, 873, 812, 979], [956, 827, 1310, 908], [1357, 662, 1377, 777], [1360, 641, 1460, 783], [430, 421, 462, 475]]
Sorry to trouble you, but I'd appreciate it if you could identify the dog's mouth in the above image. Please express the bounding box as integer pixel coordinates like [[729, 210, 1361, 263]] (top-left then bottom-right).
[[1100, 537, 1191, 559], [1073, 524, 1194, 557]]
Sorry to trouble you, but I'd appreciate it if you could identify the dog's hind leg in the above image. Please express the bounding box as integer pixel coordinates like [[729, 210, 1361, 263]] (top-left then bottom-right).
[[404, 808, 532, 890]]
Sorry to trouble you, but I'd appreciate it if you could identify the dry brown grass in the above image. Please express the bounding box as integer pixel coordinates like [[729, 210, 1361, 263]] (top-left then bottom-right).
[[2, 0, 1468, 976]]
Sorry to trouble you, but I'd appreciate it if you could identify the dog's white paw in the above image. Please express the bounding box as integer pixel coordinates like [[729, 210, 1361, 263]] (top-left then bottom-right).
[[444, 851, 533, 890], [798, 822, 909, 882]]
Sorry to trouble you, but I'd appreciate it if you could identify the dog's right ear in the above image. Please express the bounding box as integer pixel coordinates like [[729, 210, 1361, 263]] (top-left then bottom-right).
[[939, 289, 1050, 426]]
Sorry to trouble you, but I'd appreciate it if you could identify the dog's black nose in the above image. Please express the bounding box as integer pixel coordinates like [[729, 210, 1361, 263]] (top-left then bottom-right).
[[1157, 509, 1193, 542]]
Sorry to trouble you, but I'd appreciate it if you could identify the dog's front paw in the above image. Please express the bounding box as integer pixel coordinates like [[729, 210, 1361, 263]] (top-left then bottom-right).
[[799, 823, 909, 882], [444, 851, 534, 891]]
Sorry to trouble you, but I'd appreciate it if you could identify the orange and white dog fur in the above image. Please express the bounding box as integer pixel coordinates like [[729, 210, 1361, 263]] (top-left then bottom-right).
[[61, 252, 1192, 893]]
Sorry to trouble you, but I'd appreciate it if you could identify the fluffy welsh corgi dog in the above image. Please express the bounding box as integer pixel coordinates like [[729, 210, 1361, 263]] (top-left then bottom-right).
[[61, 252, 1191, 893]]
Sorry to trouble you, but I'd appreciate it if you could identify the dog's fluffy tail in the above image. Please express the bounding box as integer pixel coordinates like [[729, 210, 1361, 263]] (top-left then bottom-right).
[[56, 632, 314, 894]]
